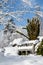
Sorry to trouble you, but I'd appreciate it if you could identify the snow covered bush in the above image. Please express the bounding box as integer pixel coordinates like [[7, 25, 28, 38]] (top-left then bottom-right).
[[37, 40, 43, 56]]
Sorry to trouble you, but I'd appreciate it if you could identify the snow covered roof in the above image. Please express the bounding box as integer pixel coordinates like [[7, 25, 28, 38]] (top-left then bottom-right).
[[9, 38, 39, 46], [9, 38, 23, 45], [38, 36, 43, 38], [23, 40, 39, 44]]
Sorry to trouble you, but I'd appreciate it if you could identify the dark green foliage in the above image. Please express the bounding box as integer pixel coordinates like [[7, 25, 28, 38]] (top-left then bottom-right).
[[37, 40, 43, 56], [26, 17, 40, 40], [16, 17, 40, 40]]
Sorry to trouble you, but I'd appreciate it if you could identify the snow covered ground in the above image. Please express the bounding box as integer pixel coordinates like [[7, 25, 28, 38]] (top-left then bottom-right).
[[0, 40, 43, 65], [0, 54, 43, 65], [4, 46, 18, 56], [0, 47, 43, 65]]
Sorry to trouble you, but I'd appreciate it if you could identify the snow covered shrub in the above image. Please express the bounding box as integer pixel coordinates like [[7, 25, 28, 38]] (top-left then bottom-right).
[[37, 40, 43, 56]]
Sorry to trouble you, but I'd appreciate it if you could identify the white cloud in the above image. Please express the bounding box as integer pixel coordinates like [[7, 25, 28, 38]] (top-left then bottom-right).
[[35, 11, 43, 17], [22, 0, 32, 7], [22, 0, 37, 8]]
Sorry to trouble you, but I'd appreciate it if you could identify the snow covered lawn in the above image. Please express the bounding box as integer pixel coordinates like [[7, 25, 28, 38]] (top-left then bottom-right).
[[0, 54, 43, 65]]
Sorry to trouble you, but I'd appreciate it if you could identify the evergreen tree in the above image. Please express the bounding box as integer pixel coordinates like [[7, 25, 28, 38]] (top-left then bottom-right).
[[26, 17, 40, 40], [16, 17, 40, 40], [37, 40, 43, 56]]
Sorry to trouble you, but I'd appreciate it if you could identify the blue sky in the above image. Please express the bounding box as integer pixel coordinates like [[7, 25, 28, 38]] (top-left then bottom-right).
[[0, 0, 43, 29]]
